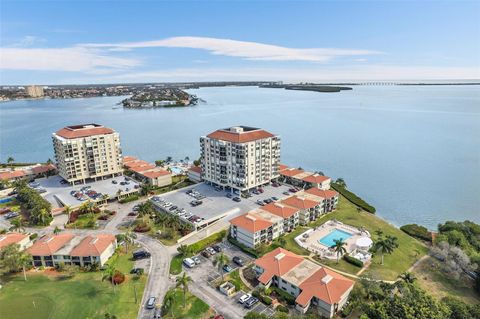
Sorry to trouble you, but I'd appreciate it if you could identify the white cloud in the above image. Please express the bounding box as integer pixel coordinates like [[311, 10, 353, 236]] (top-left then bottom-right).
[[0, 47, 140, 72], [84, 36, 381, 62]]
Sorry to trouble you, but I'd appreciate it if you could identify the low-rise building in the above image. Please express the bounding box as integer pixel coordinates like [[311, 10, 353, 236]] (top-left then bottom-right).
[[303, 188, 339, 213], [261, 202, 300, 233], [69, 234, 117, 267], [254, 248, 354, 318], [281, 195, 323, 225], [0, 233, 32, 251], [123, 156, 172, 187], [187, 165, 202, 183], [230, 210, 283, 248], [0, 164, 56, 182], [280, 165, 331, 190], [28, 233, 76, 267]]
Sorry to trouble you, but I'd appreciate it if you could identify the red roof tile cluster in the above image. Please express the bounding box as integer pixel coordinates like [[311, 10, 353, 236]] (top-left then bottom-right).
[[230, 212, 273, 233], [304, 188, 339, 199], [27, 233, 75, 256], [31, 164, 56, 175], [70, 234, 116, 257], [124, 160, 151, 169], [0, 233, 29, 250], [278, 164, 289, 171], [207, 128, 275, 143], [122, 156, 137, 164], [281, 196, 319, 210], [142, 170, 171, 178], [255, 248, 304, 284], [129, 164, 156, 173], [0, 170, 26, 180], [123, 155, 171, 180], [188, 166, 202, 174], [55, 124, 114, 139], [280, 168, 304, 177], [261, 202, 299, 218], [302, 174, 331, 184]]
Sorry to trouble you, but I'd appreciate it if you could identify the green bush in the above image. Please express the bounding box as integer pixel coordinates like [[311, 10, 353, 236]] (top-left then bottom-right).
[[227, 236, 259, 258], [343, 254, 364, 267], [276, 304, 289, 313], [189, 230, 227, 253], [331, 183, 376, 214], [400, 224, 432, 242], [271, 287, 296, 306], [118, 194, 140, 204], [261, 295, 272, 305], [29, 233, 38, 240]]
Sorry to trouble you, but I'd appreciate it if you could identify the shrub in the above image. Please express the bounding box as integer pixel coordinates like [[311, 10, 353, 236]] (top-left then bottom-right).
[[276, 305, 289, 313], [227, 236, 259, 258], [112, 270, 125, 285], [261, 295, 272, 305], [134, 224, 151, 233], [271, 287, 296, 306], [98, 214, 109, 221], [189, 230, 226, 253], [400, 224, 432, 242], [29, 233, 38, 240], [343, 254, 364, 267], [331, 183, 375, 213], [119, 194, 139, 204]]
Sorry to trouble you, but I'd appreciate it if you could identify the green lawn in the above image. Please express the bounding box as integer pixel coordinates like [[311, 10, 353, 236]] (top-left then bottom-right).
[[162, 288, 213, 319], [66, 213, 99, 229], [316, 257, 362, 275], [227, 269, 250, 292], [0, 250, 145, 319], [170, 254, 183, 275]]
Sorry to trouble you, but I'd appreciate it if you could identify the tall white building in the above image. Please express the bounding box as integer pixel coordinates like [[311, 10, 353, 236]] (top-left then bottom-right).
[[200, 126, 281, 192], [52, 124, 123, 184], [26, 85, 44, 98]]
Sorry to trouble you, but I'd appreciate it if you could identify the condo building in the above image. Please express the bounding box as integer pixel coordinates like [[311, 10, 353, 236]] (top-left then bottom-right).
[[52, 124, 123, 184], [200, 126, 281, 192], [26, 85, 44, 98]]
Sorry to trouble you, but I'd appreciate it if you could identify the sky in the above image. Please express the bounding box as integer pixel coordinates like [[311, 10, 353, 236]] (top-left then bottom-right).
[[0, 0, 479, 85]]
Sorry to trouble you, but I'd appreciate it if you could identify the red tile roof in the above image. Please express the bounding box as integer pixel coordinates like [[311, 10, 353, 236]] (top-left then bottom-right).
[[188, 166, 202, 174], [142, 169, 171, 178], [0, 233, 29, 250], [122, 156, 137, 164], [27, 233, 75, 256], [31, 164, 56, 175], [278, 164, 289, 171], [304, 188, 339, 199], [55, 124, 114, 139], [281, 196, 319, 210], [255, 248, 304, 284], [129, 164, 156, 173], [0, 170, 26, 180], [261, 202, 299, 218], [296, 267, 354, 306], [70, 234, 116, 257], [207, 128, 275, 143], [302, 174, 331, 184], [230, 212, 273, 233], [124, 160, 151, 169], [280, 168, 304, 177]]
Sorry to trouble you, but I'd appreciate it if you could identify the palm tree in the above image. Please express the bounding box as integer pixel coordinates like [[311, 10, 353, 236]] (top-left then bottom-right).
[[372, 235, 398, 265], [37, 208, 51, 226], [63, 205, 72, 223], [176, 272, 192, 308], [166, 156, 173, 163], [19, 252, 31, 281], [124, 228, 137, 252], [184, 156, 190, 163], [53, 226, 61, 235], [10, 218, 25, 233], [213, 252, 230, 281], [335, 178, 347, 188], [399, 272, 416, 284], [163, 291, 175, 317], [177, 244, 192, 257], [331, 239, 347, 264], [7, 157, 14, 165], [46, 158, 53, 165], [102, 263, 117, 293]]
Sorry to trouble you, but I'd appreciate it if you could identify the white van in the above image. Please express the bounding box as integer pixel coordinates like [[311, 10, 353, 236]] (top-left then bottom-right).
[[183, 258, 195, 268]]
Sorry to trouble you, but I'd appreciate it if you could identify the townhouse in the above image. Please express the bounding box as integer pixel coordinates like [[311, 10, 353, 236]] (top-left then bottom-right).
[[229, 209, 283, 248], [303, 188, 339, 213], [0, 233, 32, 251], [123, 156, 172, 187], [27, 233, 116, 267], [261, 202, 300, 233], [0, 164, 56, 182], [281, 195, 323, 225], [279, 165, 332, 190], [254, 248, 354, 318]]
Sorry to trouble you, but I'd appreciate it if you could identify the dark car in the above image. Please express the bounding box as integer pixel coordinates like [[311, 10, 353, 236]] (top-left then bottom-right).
[[283, 191, 290, 196], [226, 193, 233, 198], [112, 180, 118, 184], [213, 245, 222, 252], [133, 250, 151, 260], [271, 196, 279, 201], [289, 188, 297, 193], [258, 188, 264, 193], [244, 297, 259, 308], [4, 212, 19, 219], [201, 250, 211, 258], [232, 197, 241, 202], [232, 256, 244, 266], [223, 264, 233, 272], [264, 199, 273, 204], [130, 267, 144, 275]]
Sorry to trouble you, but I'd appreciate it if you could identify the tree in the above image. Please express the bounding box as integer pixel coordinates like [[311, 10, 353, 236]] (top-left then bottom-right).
[[37, 208, 52, 226], [7, 157, 14, 164], [123, 228, 137, 252], [177, 244, 193, 257], [0, 244, 31, 280], [102, 263, 117, 293], [372, 235, 398, 265], [399, 272, 416, 284], [335, 178, 347, 188], [140, 184, 153, 196], [10, 218, 25, 233], [331, 239, 347, 264], [184, 156, 190, 163], [176, 272, 192, 308], [46, 158, 53, 165], [63, 205, 72, 223], [166, 156, 173, 163], [53, 226, 61, 235], [155, 159, 165, 167], [163, 291, 175, 317], [104, 313, 118, 319], [213, 252, 230, 281]]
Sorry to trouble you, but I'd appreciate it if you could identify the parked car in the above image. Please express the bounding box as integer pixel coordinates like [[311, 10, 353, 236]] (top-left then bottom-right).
[[238, 293, 252, 304], [271, 196, 279, 201], [153, 308, 161, 319], [232, 256, 244, 266], [258, 188, 264, 193], [289, 188, 297, 193], [222, 264, 233, 272], [146, 296, 156, 309], [226, 193, 233, 198], [4, 212, 19, 219], [213, 245, 222, 252], [272, 182, 280, 187], [283, 191, 290, 196], [244, 297, 259, 308], [264, 199, 273, 204], [183, 258, 196, 268], [192, 256, 201, 265], [130, 268, 144, 275], [232, 197, 241, 202], [206, 247, 216, 255], [256, 200, 265, 206], [133, 250, 151, 260], [112, 180, 118, 184], [202, 250, 211, 258]]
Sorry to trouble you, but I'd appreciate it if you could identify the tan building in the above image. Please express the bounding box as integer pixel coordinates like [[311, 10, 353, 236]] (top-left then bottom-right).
[[254, 248, 354, 318], [280, 165, 332, 190], [52, 124, 123, 184], [200, 126, 281, 193], [187, 165, 202, 183], [123, 156, 172, 187], [26, 85, 44, 98]]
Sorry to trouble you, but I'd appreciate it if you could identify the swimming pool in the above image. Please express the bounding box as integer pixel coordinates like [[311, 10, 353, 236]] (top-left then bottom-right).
[[169, 166, 184, 175], [319, 229, 353, 247], [0, 197, 14, 204]]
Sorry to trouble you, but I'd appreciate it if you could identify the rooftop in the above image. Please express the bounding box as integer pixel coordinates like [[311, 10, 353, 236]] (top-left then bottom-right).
[[282, 259, 322, 287], [254, 247, 304, 284], [304, 188, 339, 199], [0, 233, 29, 250], [70, 234, 116, 257], [54, 124, 115, 139], [230, 212, 273, 233], [0, 170, 26, 180], [142, 169, 171, 178], [303, 174, 331, 184], [280, 168, 304, 177], [281, 195, 319, 210], [206, 126, 276, 143], [27, 233, 75, 256], [261, 202, 299, 218]]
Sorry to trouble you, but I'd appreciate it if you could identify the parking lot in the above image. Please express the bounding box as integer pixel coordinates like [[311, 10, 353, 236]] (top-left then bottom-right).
[[35, 175, 139, 208], [183, 240, 275, 319], [150, 182, 292, 229]]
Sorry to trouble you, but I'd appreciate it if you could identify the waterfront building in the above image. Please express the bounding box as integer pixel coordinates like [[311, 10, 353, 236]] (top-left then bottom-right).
[[0, 163, 56, 182], [52, 124, 123, 184], [123, 156, 172, 187], [254, 248, 354, 318], [26, 85, 44, 98], [229, 209, 283, 248], [0, 233, 32, 251], [200, 126, 281, 192], [280, 165, 331, 190], [187, 165, 202, 183]]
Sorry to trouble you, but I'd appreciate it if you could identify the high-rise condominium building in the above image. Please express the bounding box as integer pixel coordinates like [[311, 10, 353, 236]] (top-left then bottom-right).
[[200, 126, 281, 192], [26, 85, 44, 98], [52, 124, 123, 184]]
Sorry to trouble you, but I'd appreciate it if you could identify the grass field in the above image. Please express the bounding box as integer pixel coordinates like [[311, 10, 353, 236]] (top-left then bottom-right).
[[162, 288, 213, 319], [412, 256, 479, 304], [170, 254, 184, 275], [0, 250, 146, 319], [317, 256, 362, 275]]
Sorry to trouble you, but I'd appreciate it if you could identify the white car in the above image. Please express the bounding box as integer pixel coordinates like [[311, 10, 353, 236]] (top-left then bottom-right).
[[238, 293, 252, 304], [192, 256, 201, 265], [206, 247, 216, 255], [183, 258, 195, 268]]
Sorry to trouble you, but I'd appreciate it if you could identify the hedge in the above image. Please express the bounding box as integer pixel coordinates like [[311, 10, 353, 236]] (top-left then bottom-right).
[[118, 194, 140, 203], [227, 236, 259, 258], [343, 254, 364, 267], [189, 230, 227, 253], [400, 224, 432, 242], [276, 305, 289, 313], [271, 286, 296, 306], [331, 183, 376, 214]]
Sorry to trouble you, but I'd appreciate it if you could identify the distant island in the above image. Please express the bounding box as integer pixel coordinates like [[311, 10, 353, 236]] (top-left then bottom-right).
[[259, 83, 352, 93], [121, 88, 198, 108]]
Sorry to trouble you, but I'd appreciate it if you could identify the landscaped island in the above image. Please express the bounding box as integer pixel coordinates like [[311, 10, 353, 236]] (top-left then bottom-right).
[[121, 88, 198, 108]]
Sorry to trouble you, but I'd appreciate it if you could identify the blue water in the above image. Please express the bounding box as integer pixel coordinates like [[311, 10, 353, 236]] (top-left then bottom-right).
[[1, 86, 479, 229], [319, 229, 353, 247], [170, 166, 183, 174]]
